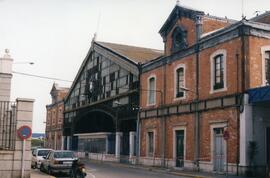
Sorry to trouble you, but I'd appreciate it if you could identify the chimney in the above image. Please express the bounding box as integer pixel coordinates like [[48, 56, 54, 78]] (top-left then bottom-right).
[[0, 49, 13, 101], [195, 15, 203, 42]]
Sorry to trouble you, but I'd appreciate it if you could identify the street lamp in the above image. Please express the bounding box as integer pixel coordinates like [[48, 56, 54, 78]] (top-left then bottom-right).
[[13, 61, 34, 65]]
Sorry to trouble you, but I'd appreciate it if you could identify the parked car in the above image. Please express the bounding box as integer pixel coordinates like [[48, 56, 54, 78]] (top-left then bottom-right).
[[31, 148, 52, 169], [40, 150, 78, 175]]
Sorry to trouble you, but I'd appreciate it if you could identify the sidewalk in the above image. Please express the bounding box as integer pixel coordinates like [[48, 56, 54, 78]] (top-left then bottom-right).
[[31, 169, 55, 178], [83, 159, 249, 178]]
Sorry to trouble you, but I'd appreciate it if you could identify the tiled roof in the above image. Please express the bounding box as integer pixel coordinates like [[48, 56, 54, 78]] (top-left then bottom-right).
[[96, 41, 163, 64]]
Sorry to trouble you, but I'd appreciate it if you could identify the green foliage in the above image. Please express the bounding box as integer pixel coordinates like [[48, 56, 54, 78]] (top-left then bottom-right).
[[31, 138, 44, 147]]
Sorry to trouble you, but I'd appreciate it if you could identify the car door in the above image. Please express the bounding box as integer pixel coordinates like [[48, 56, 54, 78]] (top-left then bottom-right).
[[31, 149, 37, 166], [43, 151, 52, 170], [48, 152, 54, 168]]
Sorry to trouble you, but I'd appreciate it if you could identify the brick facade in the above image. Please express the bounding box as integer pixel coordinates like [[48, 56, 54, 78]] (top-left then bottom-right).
[[139, 4, 270, 175], [45, 83, 69, 150]]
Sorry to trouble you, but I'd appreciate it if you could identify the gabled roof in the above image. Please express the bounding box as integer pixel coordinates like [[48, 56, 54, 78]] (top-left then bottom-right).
[[65, 41, 163, 101], [96, 41, 163, 64], [50, 83, 69, 95], [159, 5, 204, 38], [249, 11, 270, 24]]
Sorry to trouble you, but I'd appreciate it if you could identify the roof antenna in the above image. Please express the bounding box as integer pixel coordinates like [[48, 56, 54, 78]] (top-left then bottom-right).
[[94, 10, 101, 41], [241, 0, 246, 19], [176, 0, 180, 6]]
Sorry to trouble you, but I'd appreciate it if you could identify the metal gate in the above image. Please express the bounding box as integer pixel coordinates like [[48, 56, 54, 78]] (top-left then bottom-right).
[[213, 128, 224, 172], [0, 101, 16, 150]]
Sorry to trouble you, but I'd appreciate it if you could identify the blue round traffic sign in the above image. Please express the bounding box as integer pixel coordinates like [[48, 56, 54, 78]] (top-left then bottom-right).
[[17, 125, 32, 140]]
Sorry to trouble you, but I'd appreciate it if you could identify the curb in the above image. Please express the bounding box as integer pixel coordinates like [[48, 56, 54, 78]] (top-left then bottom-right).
[[85, 159, 213, 178], [169, 171, 213, 178]]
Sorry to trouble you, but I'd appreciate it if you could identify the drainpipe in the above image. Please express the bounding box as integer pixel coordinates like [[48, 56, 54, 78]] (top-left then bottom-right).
[[136, 63, 142, 164], [194, 15, 202, 171], [237, 23, 248, 175], [161, 60, 167, 167]]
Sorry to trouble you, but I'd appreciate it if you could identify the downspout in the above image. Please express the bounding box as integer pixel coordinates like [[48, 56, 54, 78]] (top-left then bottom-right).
[[237, 22, 248, 175], [136, 63, 142, 164], [194, 15, 203, 171], [236, 52, 240, 176], [161, 59, 167, 167]]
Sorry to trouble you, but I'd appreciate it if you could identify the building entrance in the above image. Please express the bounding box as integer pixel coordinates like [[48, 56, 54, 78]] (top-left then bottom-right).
[[176, 130, 184, 168], [213, 128, 225, 172]]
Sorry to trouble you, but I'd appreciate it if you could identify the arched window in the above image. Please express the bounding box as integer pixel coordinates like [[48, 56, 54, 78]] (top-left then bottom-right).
[[172, 26, 188, 53], [210, 50, 227, 93], [148, 76, 156, 105], [176, 67, 185, 98], [213, 54, 224, 90]]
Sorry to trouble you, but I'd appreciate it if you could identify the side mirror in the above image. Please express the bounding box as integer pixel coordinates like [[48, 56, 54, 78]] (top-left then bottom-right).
[[43, 156, 47, 159]]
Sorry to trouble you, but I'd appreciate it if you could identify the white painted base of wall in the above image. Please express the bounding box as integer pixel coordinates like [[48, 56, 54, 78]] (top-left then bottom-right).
[[77, 152, 120, 162], [139, 157, 251, 176]]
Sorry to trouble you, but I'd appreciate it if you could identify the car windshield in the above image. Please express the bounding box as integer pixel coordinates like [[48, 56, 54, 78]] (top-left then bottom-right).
[[54, 151, 74, 158], [37, 150, 50, 156]]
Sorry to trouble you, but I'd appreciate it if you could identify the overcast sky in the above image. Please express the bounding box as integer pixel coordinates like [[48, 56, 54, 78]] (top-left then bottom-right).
[[0, 0, 269, 133]]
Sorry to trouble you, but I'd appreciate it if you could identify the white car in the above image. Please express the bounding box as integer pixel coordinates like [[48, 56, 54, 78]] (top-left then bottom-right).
[[31, 148, 52, 169], [40, 150, 77, 175]]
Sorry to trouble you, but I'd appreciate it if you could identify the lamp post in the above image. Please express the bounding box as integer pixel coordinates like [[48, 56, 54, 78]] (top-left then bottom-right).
[[113, 101, 123, 160], [179, 86, 200, 171]]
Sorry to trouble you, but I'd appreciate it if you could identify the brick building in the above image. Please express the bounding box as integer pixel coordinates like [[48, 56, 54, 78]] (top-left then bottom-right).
[[45, 83, 69, 150], [139, 4, 270, 176]]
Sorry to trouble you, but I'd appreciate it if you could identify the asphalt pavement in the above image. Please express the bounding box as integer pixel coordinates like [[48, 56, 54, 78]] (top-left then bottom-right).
[[83, 161, 189, 178], [31, 161, 249, 178]]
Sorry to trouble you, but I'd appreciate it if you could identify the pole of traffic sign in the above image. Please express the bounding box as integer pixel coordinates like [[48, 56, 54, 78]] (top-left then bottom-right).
[[21, 139, 25, 178], [226, 139, 228, 178]]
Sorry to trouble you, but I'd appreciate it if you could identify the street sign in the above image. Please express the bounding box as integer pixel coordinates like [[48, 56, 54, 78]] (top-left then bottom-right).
[[17, 125, 32, 140], [223, 130, 230, 140]]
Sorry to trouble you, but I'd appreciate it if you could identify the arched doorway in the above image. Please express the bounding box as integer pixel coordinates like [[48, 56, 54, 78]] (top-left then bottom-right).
[[74, 110, 116, 133], [73, 110, 116, 154]]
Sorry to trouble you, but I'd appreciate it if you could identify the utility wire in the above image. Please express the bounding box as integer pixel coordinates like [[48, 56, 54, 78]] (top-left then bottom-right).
[[12, 71, 73, 83]]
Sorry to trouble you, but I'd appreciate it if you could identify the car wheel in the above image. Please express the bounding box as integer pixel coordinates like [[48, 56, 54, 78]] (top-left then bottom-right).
[[48, 167, 53, 175], [40, 164, 45, 172]]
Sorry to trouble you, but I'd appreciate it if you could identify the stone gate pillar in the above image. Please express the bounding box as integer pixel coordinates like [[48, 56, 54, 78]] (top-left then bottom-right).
[[13, 98, 34, 178]]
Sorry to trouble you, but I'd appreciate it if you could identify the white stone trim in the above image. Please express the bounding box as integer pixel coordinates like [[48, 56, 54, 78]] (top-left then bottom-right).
[[261, 45, 270, 86], [147, 74, 156, 106], [146, 129, 156, 157], [172, 126, 186, 168], [210, 49, 227, 94], [173, 63, 186, 101], [210, 122, 228, 171]]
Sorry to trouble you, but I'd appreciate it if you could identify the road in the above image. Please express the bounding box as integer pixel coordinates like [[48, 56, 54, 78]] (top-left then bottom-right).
[[83, 161, 189, 178], [31, 161, 189, 178]]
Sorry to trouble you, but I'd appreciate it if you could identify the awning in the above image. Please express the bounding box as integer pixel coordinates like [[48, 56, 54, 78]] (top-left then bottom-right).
[[247, 86, 270, 103]]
